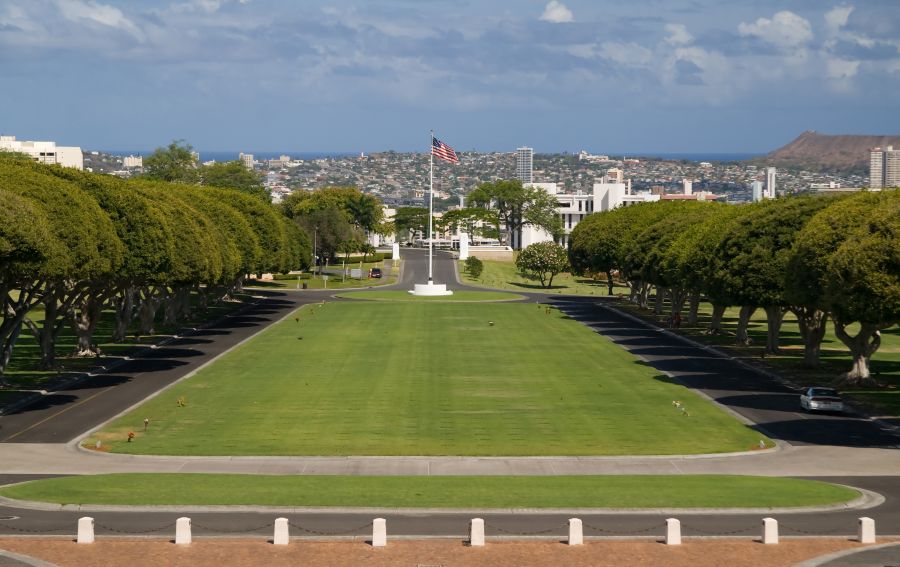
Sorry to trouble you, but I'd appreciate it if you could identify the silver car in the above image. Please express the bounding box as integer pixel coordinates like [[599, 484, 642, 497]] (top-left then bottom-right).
[[800, 387, 844, 413]]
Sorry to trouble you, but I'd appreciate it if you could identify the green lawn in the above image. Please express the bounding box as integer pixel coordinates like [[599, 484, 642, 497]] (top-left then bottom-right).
[[338, 290, 523, 302], [459, 258, 628, 296], [0, 474, 856, 509], [87, 302, 766, 456]]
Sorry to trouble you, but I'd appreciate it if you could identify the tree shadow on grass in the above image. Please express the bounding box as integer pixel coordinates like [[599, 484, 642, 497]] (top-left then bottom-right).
[[508, 281, 568, 291]]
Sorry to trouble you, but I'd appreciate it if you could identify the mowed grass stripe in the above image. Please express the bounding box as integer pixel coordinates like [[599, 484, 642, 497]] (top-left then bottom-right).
[[0, 474, 857, 509], [90, 302, 765, 455]]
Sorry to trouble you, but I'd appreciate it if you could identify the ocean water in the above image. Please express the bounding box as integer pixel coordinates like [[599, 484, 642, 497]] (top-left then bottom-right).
[[104, 150, 763, 163]]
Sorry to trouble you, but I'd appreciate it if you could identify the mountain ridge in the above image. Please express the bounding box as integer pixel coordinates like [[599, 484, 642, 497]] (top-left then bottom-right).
[[755, 131, 900, 173]]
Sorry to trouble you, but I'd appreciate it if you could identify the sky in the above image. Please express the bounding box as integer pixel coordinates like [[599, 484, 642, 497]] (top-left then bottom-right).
[[1, 0, 899, 154]]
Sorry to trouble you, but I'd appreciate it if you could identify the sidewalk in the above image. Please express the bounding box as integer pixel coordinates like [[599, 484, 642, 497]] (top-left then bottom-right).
[[2, 442, 900, 477]]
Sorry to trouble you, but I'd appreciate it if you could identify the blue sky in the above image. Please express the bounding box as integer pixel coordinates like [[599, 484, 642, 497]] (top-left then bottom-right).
[[1, 0, 899, 153]]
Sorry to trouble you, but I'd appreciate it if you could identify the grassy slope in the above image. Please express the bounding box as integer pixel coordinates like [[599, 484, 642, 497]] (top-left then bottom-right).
[[0, 474, 857, 508], [88, 302, 765, 456]]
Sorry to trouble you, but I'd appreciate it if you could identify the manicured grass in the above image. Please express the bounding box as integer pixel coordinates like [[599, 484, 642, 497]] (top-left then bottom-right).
[[88, 302, 766, 456], [459, 258, 628, 296], [0, 474, 858, 509], [338, 290, 523, 302]]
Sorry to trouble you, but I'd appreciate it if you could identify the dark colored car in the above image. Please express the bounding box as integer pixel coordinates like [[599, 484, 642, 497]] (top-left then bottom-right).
[[369, 267, 383, 278]]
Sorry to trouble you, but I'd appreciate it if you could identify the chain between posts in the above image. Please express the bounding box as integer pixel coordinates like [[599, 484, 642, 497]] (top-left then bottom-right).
[[191, 522, 274, 534], [288, 520, 374, 536], [780, 524, 850, 536], [484, 521, 569, 536], [582, 521, 666, 535], [94, 521, 178, 535], [680, 523, 758, 536], [0, 522, 72, 535]]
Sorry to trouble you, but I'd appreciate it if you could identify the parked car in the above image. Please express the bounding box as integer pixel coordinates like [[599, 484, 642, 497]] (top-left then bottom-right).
[[799, 387, 844, 413], [369, 267, 383, 278]]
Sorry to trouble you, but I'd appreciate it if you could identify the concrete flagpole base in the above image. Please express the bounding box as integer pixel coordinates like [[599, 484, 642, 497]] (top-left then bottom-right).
[[409, 282, 454, 296]]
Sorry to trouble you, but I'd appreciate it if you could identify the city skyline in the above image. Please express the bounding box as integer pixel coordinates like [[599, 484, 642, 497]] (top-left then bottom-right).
[[2, 0, 899, 153]]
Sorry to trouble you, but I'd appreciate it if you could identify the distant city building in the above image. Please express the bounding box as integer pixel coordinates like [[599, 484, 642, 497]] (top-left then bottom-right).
[[766, 167, 777, 198], [751, 180, 765, 202], [870, 146, 900, 189], [239, 152, 254, 169], [605, 168, 624, 184], [123, 155, 143, 168], [516, 147, 533, 184], [0, 135, 83, 170], [682, 179, 693, 196]]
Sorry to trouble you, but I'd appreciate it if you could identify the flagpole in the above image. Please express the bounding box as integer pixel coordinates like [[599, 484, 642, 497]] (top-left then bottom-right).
[[428, 129, 434, 283]]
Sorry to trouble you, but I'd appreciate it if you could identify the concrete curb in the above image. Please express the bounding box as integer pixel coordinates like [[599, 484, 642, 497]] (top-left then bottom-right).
[[793, 541, 900, 567], [0, 549, 58, 567], [0, 484, 882, 516]]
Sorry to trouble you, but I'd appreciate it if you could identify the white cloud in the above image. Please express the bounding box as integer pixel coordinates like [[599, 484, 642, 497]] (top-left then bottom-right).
[[664, 23, 693, 46], [826, 57, 860, 79], [540, 1, 573, 24], [598, 42, 654, 67], [824, 5, 854, 33], [56, 0, 144, 40], [738, 11, 813, 50]]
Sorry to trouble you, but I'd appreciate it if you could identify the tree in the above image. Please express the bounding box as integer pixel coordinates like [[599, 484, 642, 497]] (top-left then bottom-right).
[[201, 161, 269, 201], [815, 190, 899, 384], [468, 180, 562, 249], [282, 186, 383, 232], [709, 196, 837, 352], [516, 241, 570, 288], [142, 140, 200, 184], [295, 207, 361, 264], [464, 256, 483, 278], [393, 207, 429, 241], [440, 208, 499, 242]]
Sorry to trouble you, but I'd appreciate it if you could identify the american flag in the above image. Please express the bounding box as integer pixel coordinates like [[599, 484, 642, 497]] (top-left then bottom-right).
[[432, 137, 459, 164]]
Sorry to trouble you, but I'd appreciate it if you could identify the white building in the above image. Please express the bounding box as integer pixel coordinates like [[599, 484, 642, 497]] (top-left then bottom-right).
[[518, 179, 657, 248], [751, 180, 765, 202], [0, 135, 83, 170], [516, 147, 533, 184], [123, 155, 143, 168], [766, 167, 777, 197], [870, 146, 900, 189], [239, 152, 254, 169]]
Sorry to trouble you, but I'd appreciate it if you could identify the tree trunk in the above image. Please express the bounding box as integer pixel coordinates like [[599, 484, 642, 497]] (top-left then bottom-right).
[[833, 317, 883, 387], [706, 303, 727, 335], [792, 307, 828, 368], [72, 294, 105, 357], [606, 273, 615, 296], [137, 288, 162, 336], [687, 292, 701, 325], [735, 305, 756, 345], [0, 282, 44, 380], [670, 287, 687, 316], [638, 282, 651, 309], [763, 305, 785, 354], [112, 285, 136, 343], [653, 286, 667, 316]]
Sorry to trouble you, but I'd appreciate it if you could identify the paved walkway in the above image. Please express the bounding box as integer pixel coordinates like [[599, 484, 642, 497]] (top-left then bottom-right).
[[2, 442, 900, 477]]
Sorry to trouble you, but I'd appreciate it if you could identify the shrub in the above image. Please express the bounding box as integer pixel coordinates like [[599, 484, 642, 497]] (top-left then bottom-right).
[[516, 242, 569, 288], [465, 256, 484, 278]]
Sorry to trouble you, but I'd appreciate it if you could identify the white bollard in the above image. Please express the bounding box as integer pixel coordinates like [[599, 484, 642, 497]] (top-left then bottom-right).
[[175, 517, 192, 545], [567, 518, 583, 546], [469, 518, 485, 547], [858, 517, 876, 544], [372, 518, 386, 547], [762, 517, 778, 544], [273, 517, 289, 545], [665, 518, 681, 545], [77, 517, 94, 544]]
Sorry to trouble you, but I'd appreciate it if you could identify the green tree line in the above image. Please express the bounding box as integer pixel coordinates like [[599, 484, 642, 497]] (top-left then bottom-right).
[[0, 157, 309, 383], [568, 192, 900, 385]]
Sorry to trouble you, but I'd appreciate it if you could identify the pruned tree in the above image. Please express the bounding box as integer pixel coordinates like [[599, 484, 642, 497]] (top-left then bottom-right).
[[516, 241, 570, 288]]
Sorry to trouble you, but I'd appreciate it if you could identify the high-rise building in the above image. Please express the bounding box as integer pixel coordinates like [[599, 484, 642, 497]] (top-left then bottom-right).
[[0, 135, 83, 169], [239, 152, 254, 169], [870, 146, 900, 189], [123, 155, 143, 168], [766, 167, 777, 198], [751, 180, 764, 202], [516, 147, 533, 184]]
